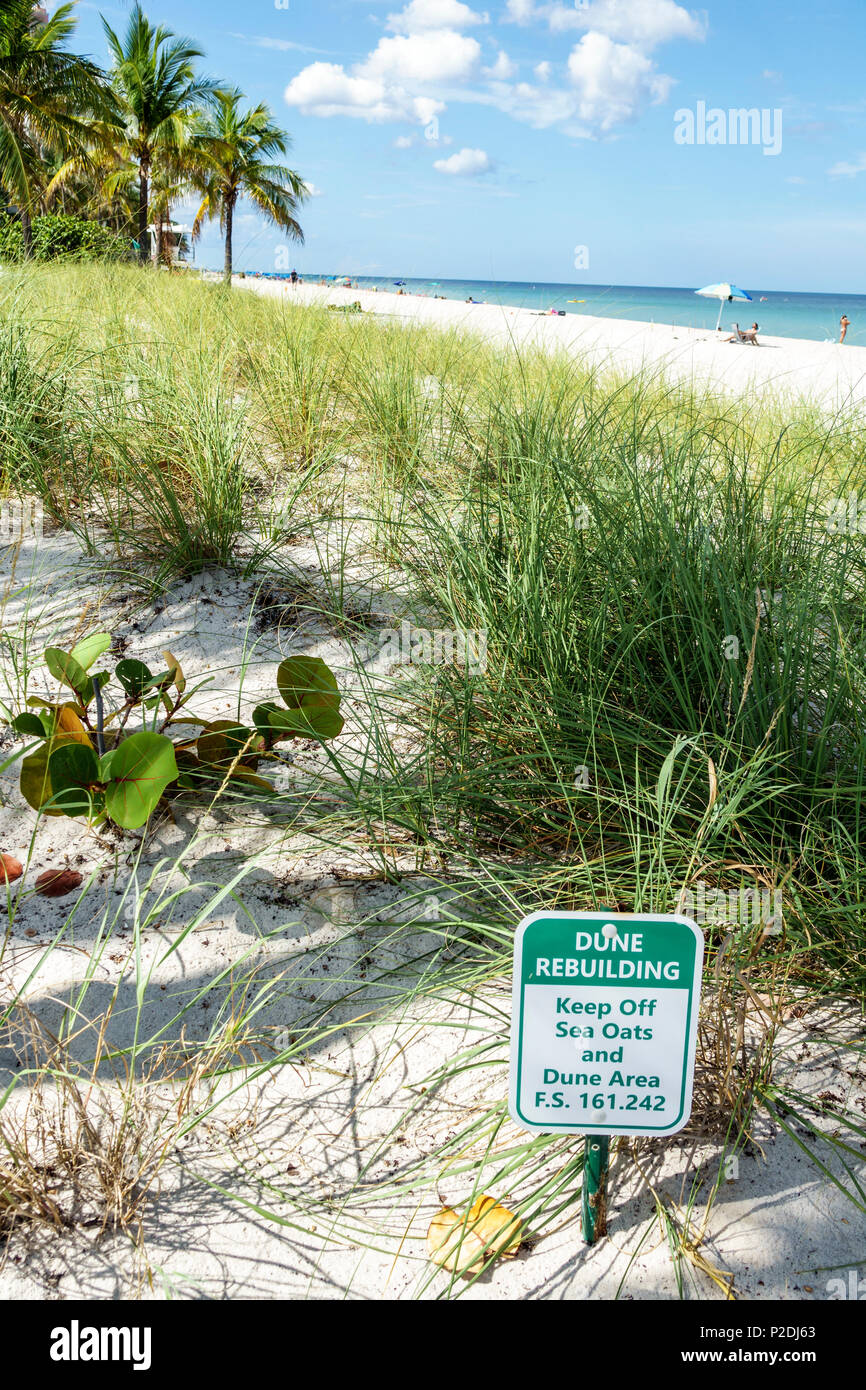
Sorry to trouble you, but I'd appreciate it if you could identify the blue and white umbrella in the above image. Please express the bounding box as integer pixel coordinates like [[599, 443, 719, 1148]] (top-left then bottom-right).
[[695, 282, 753, 331]]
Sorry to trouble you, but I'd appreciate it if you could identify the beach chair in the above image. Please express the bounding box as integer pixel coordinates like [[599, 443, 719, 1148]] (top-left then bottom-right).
[[726, 323, 760, 345]]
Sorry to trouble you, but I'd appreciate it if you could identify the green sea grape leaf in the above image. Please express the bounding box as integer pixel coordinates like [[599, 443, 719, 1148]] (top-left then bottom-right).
[[103, 732, 178, 829], [115, 659, 153, 699], [252, 701, 281, 730], [142, 670, 175, 693], [276, 655, 339, 709], [20, 743, 58, 815], [48, 741, 101, 817], [20, 732, 91, 816], [49, 741, 99, 787], [44, 647, 93, 705], [267, 702, 344, 740], [70, 632, 112, 670], [273, 656, 343, 739], [12, 712, 47, 738], [252, 701, 283, 748], [98, 749, 118, 781]]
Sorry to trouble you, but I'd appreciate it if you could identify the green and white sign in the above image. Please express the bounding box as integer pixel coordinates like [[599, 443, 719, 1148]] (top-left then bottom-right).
[[509, 912, 704, 1137]]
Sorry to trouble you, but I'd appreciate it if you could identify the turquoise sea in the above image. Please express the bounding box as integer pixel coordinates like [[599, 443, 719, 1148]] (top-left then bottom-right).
[[249, 273, 866, 345]]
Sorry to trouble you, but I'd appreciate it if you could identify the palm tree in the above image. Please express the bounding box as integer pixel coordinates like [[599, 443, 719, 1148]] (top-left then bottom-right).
[[0, 0, 109, 256], [191, 90, 306, 284], [43, 123, 141, 237], [102, 3, 216, 264]]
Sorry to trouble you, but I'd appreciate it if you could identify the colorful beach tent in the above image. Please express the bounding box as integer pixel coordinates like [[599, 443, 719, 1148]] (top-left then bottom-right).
[[695, 282, 753, 331]]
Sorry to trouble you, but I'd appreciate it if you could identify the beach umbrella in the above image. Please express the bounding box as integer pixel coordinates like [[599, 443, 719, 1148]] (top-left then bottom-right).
[[695, 282, 753, 331]]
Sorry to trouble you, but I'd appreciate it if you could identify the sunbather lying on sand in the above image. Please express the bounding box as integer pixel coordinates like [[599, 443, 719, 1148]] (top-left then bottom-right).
[[725, 322, 760, 344]]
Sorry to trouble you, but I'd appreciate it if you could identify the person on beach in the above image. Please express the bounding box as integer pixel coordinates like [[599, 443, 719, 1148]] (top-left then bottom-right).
[[840, 315, 850, 343], [725, 322, 760, 344], [290, 270, 298, 286]]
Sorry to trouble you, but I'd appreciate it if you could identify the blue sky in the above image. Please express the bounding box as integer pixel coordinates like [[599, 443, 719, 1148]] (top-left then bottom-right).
[[68, 0, 866, 291]]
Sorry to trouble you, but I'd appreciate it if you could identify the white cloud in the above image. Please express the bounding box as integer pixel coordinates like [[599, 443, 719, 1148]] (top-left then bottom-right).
[[386, 0, 487, 33], [484, 50, 517, 79], [505, 0, 536, 21], [229, 33, 332, 56], [285, 20, 478, 127], [551, 0, 705, 45], [478, 79, 584, 130], [433, 146, 491, 173], [495, 0, 698, 134], [505, 0, 705, 47], [285, 0, 689, 138], [415, 96, 447, 125], [303, 181, 323, 196], [393, 134, 415, 147], [567, 32, 671, 129], [284, 62, 444, 123], [762, 69, 782, 82], [785, 175, 806, 184], [829, 154, 866, 177], [361, 31, 481, 84], [284, 64, 393, 120]]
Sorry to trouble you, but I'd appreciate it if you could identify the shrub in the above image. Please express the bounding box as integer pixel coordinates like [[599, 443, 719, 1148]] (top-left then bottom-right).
[[0, 213, 131, 264]]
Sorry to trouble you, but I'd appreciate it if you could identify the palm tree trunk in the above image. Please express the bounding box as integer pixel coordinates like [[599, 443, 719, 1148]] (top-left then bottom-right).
[[138, 161, 150, 265], [20, 208, 33, 260], [223, 197, 234, 284]]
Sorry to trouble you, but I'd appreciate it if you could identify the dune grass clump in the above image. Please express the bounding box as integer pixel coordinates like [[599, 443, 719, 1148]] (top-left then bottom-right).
[[355, 361, 866, 981]]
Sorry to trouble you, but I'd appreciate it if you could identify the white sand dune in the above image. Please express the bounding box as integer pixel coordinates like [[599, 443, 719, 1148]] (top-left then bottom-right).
[[237, 276, 866, 410], [2, 526, 863, 1303]]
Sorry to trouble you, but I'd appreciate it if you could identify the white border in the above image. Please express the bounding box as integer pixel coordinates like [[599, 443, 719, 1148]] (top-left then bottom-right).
[[508, 911, 704, 1137]]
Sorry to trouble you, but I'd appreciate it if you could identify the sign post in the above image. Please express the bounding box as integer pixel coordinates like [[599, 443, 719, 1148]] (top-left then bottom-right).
[[581, 1135, 609, 1242], [508, 911, 704, 1244]]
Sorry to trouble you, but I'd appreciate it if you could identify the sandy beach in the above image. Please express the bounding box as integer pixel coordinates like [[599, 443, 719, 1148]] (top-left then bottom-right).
[[236, 276, 866, 409]]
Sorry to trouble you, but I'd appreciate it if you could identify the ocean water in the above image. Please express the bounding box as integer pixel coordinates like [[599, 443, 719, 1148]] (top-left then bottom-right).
[[250, 273, 866, 345]]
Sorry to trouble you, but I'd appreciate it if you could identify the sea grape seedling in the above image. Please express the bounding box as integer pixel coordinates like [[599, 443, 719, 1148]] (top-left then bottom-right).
[[9, 634, 343, 830]]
